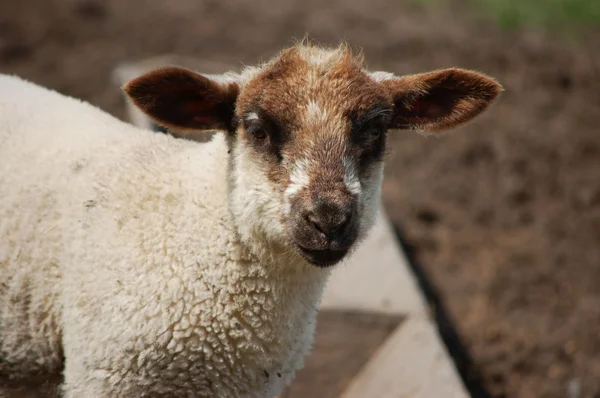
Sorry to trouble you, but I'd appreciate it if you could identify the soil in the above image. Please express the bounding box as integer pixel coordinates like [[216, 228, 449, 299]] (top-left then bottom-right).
[[1, 0, 600, 397]]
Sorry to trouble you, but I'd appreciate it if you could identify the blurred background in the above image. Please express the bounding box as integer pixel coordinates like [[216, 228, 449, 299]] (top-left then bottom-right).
[[1, 0, 599, 397]]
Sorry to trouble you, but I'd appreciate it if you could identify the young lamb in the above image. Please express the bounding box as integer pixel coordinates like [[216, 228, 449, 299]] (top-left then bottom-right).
[[0, 43, 501, 397]]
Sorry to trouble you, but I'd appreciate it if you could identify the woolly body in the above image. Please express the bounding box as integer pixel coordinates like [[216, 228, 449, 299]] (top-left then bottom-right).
[[0, 74, 328, 397]]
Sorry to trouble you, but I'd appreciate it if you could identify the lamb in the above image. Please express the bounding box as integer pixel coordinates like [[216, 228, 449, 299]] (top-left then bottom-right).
[[0, 43, 501, 397]]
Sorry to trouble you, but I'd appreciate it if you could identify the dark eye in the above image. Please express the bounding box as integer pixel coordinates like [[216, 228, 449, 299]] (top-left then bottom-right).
[[369, 128, 382, 139], [246, 123, 268, 140], [365, 122, 387, 141], [252, 127, 268, 140]]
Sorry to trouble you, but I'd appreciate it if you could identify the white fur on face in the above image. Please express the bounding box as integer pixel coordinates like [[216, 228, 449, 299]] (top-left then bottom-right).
[[237, 65, 262, 85], [355, 163, 384, 242], [229, 141, 288, 249], [369, 71, 396, 82], [342, 156, 362, 196], [306, 100, 327, 124], [283, 157, 311, 216], [202, 72, 240, 85], [246, 112, 259, 122]]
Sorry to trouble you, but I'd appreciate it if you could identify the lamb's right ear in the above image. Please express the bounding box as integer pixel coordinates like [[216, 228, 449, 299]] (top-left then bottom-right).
[[123, 67, 239, 132]]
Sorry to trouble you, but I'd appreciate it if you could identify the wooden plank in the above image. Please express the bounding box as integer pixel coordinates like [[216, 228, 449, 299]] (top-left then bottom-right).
[[340, 318, 469, 398], [320, 208, 427, 317], [281, 311, 402, 398]]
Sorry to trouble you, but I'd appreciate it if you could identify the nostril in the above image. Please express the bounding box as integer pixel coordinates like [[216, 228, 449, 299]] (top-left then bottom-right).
[[306, 213, 325, 235], [336, 213, 351, 233], [305, 211, 352, 240]]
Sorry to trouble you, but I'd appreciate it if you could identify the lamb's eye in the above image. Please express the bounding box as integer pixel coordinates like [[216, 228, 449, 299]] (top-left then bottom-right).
[[370, 128, 382, 139], [352, 114, 387, 144], [246, 124, 268, 140], [366, 126, 386, 141], [253, 128, 267, 140]]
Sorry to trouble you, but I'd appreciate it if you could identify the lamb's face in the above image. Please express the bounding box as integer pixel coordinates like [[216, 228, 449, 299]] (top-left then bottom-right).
[[124, 43, 502, 268], [230, 48, 390, 266]]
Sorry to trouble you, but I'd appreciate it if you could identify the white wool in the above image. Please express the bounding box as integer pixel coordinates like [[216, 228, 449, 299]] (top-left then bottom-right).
[[0, 75, 329, 397], [305, 100, 328, 124], [342, 156, 362, 196], [369, 71, 396, 82]]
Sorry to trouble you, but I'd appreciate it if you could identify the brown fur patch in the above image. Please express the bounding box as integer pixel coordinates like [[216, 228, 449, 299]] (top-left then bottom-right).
[[236, 44, 393, 191]]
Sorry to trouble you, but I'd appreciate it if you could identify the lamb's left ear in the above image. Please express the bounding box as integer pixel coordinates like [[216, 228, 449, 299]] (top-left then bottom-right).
[[123, 67, 239, 132], [375, 68, 502, 132]]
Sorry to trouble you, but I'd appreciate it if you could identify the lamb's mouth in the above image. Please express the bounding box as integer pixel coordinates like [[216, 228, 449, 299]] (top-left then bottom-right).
[[295, 244, 349, 267]]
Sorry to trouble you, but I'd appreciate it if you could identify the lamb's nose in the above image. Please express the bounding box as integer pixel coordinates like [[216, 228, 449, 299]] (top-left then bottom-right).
[[305, 203, 352, 242]]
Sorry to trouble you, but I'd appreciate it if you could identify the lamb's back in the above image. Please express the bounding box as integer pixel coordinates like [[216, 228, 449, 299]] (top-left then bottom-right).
[[0, 74, 136, 381], [0, 75, 232, 389]]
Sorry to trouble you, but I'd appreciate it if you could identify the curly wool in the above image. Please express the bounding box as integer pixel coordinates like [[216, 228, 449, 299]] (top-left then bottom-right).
[[0, 75, 329, 397]]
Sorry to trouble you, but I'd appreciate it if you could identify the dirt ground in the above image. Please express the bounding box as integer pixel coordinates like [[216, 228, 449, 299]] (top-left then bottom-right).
[[1, 0, 600, 397]]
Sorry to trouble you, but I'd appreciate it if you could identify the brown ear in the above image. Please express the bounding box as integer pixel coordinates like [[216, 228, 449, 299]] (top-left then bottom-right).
[[380, 68, 502, 132], [123, 67, 239, 132]]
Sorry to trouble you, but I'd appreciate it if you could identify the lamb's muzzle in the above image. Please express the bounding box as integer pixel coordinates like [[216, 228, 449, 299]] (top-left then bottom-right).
[[290, 183, 358, 267]]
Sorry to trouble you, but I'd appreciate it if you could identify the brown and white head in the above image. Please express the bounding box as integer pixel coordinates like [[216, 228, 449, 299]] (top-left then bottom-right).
[[124, 43, 501, 268]]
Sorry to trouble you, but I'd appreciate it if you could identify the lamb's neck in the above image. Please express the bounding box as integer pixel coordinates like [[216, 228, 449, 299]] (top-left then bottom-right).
[[237, 237, 332, 299], [231, 247, 330, 377]]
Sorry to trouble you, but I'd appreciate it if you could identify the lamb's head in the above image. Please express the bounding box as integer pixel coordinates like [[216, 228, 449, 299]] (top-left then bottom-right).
[[124, 44, 501, 267]]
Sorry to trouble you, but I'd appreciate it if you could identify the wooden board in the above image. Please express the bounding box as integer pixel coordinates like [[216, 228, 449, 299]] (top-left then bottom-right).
[[281, 310, 403, 398]]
